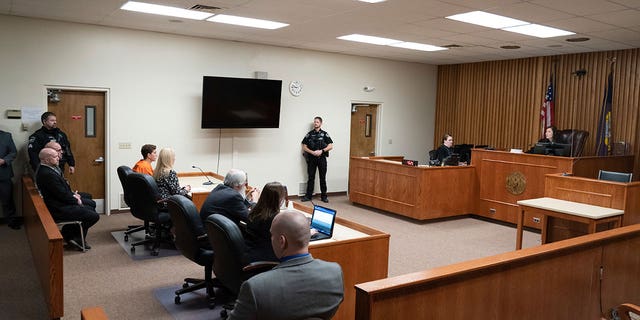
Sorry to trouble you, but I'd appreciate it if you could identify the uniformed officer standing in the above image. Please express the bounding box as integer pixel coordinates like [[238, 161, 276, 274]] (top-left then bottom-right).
[[301, 116, 333, 203], [28, 112, 76, 175]]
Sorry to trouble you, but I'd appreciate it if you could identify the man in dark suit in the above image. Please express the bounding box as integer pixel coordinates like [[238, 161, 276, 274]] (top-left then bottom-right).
[[199, 168, 260, 225], [0, 130, 20, 229], [228, 210, 344, 320], [35, 148, 99, 250]]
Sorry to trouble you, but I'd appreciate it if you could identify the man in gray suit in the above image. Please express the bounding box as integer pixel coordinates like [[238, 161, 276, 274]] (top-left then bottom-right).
[[0, 130, 19, 229], [228, 210, 344, 320]]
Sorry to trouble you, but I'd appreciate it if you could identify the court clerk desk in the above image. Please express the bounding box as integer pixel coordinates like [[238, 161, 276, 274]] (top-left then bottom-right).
[[178, 172, 390, 320], [350, 150, 634, 230]]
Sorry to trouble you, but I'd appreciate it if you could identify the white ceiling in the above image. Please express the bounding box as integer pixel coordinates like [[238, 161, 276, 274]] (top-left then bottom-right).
[[2, 0, 639, 65]]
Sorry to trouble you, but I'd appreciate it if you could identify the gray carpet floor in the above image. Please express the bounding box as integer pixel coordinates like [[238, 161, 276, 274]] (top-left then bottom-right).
[[2, 194, 539, 319]]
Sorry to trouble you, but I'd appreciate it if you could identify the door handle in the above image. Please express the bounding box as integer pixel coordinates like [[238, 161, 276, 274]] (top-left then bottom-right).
[[94, 156, 104, 163]]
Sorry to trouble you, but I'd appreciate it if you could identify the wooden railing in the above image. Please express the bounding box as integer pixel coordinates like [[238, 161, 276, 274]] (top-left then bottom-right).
[[22, 175, 64, 320], [355, 224, 640, 320]]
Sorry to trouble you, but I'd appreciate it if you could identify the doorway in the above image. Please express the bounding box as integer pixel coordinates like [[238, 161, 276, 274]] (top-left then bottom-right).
[[47, 89, 106, 213], [350, 103, 379, 157]]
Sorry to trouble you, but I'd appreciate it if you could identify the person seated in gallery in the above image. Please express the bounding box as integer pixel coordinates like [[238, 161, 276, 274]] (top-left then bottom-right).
[[243, 181, 287, 263]]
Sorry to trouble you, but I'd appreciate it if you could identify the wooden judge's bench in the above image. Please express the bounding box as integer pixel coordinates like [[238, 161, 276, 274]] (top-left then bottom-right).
[[349, 150, 636, 230]]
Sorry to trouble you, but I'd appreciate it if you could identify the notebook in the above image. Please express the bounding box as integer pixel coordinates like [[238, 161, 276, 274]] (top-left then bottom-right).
[[310, 205, 337, 241]]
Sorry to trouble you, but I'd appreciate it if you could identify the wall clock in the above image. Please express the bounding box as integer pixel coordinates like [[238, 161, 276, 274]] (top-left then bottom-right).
[[289, 80, 303, 97]]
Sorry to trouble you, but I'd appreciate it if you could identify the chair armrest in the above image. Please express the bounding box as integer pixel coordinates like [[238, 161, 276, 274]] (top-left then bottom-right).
[[617, 303, 640, 320], [196, 234, 208, 241], [242, 261, 278, 273]]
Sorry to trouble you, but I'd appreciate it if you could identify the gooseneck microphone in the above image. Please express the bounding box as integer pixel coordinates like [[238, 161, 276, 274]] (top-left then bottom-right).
[[192, 165, 214, 185]]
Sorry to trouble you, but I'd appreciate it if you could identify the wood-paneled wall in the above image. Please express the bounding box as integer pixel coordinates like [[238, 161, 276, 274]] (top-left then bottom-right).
[[435, 48, 640, 175]]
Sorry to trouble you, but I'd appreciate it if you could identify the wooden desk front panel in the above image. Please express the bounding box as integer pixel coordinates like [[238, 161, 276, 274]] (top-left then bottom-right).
[[349, 157, 475, 220], [545, 174, 640, 226], [472, 150, 574, 227]]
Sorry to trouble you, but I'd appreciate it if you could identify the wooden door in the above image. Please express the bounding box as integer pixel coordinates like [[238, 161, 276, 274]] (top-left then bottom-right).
[[48, 90, 105, 212], [350, 104, 378, 157]]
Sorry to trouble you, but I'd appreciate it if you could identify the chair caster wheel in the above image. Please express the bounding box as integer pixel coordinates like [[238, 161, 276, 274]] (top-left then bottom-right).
[[130, 246, 135, 253], [175, 296, 181, 304], [221, 310, 228, 318], [182, 283, 189, 289], [151, 249, 159, 256], [124, 234, 129, 241]]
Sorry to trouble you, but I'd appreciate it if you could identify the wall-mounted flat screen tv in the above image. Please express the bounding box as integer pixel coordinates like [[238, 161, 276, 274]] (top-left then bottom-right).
[[201, 76, 282, 128]]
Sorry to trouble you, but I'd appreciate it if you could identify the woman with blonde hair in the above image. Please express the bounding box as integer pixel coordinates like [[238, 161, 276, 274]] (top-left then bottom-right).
[[243, 181, 287, 263], [153, 147, 191, 206]]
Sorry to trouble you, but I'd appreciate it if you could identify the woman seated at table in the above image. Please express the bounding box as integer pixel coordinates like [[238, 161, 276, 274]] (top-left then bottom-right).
[[434, 134, 454, 163], [243, 181, 287, 263], [153, 147, 191, 207]]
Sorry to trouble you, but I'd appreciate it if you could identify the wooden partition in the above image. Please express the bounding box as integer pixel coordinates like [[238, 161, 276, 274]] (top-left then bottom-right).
[[355, 224, 640, 320], [472, 149, 633, 228], [545, 173, 640, 226], [349, 156, 476, 220], [22, 176, 64, 320]]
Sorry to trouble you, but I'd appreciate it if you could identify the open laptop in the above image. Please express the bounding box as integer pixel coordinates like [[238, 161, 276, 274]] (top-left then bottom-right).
[[310, 205, 337, 241]]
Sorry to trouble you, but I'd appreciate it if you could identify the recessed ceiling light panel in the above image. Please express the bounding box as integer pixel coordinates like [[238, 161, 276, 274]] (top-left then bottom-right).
[[502, 24, 574, 38], [121, 1, 213, 20], [337, 34, 400, 45], [390, 42, 447, 52], [446, 11, 528, 29], [207, 14, 289, 29]]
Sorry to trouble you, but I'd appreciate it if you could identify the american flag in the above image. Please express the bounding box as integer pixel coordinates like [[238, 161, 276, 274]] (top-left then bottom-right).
[[540, 78, 554, 136], [596, 71, 613, 156]]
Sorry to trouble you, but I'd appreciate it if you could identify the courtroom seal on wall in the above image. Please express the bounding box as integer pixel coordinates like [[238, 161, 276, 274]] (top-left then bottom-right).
[[506, 171, 526, 195]]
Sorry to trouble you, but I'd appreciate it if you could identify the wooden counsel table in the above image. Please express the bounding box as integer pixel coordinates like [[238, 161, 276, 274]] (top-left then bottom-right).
[[180, 171, 390, 320], [515, 197, 623, 250]]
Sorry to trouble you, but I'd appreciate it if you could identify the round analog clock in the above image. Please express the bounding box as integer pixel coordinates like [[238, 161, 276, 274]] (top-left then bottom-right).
[[289, 80, 303, 97]]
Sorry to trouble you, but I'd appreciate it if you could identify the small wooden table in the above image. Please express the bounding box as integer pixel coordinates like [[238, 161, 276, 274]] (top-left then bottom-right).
[[516, 197, 623, 250]]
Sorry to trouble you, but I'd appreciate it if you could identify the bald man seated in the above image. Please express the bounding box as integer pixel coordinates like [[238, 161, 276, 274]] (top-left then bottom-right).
[[35, 147, 99, 251], [227, 210, 344, 320]]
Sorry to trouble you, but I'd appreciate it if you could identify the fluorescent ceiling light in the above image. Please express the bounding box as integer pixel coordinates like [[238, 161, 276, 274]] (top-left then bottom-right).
[[337, 34, 400, 46], [207, 14, 288, 29], [446, 11, 528, 29], [389, 42, 448, 52], [358, 0, 387, 3], [120, 1, 213, 20], [503, 24, 575, 38]]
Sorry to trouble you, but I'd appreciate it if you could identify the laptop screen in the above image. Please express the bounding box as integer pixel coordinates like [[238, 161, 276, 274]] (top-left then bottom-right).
[[311, 205, 337, 236]]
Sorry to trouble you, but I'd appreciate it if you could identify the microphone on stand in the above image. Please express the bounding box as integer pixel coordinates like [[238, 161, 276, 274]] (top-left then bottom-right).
[[192, 165, 214, 185]]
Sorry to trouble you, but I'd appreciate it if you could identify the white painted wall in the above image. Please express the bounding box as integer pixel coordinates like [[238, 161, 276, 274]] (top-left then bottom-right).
[[0, 15, 437, 212]]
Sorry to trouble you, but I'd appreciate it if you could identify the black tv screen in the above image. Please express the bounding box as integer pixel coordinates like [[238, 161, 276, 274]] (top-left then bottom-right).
[[201, 76, 282, 128]]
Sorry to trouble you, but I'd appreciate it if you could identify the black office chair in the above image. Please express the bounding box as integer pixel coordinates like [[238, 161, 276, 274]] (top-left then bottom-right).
[[117, 166, 146, 241], [166, 195, 218, 305], [598, 170, 633, 183], [126, 172, 172, 256], [205, 214, 277, 317]]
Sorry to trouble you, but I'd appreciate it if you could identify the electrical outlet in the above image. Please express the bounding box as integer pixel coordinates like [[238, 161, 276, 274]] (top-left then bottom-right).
[[533, 217, 541, 223], [119, 142, 131, 149], [489, 208, 496, 214]]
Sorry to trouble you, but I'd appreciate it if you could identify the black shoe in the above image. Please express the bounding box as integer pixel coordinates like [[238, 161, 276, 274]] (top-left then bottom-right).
[[83, 242, 92, 250], [300, 196, 311, 202], [321, 196, 329, 203], [68, 238, 86, 251]]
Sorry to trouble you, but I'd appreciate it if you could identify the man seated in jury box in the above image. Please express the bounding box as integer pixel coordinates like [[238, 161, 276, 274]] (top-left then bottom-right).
[[35, 147, 100, 251], [199, 168, 260, 225], [227, 210, 344, 320]]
